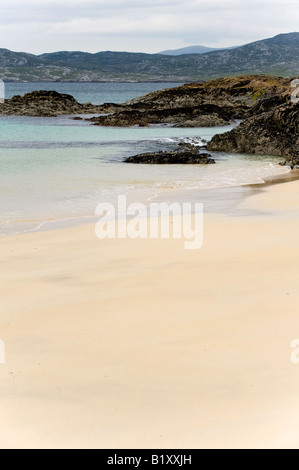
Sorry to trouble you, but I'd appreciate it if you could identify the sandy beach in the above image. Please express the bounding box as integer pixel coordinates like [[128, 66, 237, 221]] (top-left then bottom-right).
[[1, 178, 299, 449]]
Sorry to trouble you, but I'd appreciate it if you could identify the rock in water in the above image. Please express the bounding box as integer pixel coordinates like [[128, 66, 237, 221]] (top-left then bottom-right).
[[0, 90, 102, 117], [90, 75, 291, 128], [125, 150, 215, 164]]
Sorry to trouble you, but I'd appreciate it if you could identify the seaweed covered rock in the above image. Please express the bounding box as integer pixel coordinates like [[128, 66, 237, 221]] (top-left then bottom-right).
[[125, 150, 215, 164], [90, 75, 291, 128], [207, 91, 299, 157], [0, 90, 101, 116], [280, 150, 299, 169]]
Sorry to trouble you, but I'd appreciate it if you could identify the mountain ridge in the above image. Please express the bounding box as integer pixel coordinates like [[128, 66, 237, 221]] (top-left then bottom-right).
[[159, 45, 222, 55], [0, 32, 298, 82], [158, 44, 239, 55]]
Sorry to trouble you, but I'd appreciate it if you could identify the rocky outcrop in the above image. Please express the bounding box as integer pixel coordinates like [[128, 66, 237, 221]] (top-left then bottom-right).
[[207, 93, 299, 157], [90, 75, 291, 128], [280, 150, 299, 169], [0, 75, 291, 125], [125, 149, 215, 164], [92, 104, 233, 127], [125, 75, 290, 109], [0, 90, 102, 116]]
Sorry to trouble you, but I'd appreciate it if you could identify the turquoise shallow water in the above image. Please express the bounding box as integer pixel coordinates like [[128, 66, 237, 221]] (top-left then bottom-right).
[[0, 82, 289, 236]]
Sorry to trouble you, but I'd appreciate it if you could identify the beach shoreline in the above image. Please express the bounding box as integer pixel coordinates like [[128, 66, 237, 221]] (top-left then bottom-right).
[[1, 166, 295, 239], [1, 177, 299, 448]]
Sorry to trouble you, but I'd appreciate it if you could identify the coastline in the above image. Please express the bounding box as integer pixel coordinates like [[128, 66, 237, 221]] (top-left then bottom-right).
[[252, 168, 299, 187], [1, 166, 294, 238], [2, 177, 299, 448]]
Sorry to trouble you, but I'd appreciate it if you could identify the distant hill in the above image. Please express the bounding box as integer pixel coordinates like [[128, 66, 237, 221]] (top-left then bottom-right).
[[0, 48, 38, 67], [159, 45, 221, 55], [0, 32, 298, 82]]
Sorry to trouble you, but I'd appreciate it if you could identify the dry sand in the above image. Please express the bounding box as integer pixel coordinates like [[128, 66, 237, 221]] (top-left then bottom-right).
[[1, 180, 299, 449]]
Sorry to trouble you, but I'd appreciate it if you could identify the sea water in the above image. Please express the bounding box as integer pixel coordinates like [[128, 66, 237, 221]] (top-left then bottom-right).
[[0, 82, 289, 236]]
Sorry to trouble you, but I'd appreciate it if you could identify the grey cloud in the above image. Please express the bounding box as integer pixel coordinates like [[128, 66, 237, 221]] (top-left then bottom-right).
[[0, 0, 297, 53]]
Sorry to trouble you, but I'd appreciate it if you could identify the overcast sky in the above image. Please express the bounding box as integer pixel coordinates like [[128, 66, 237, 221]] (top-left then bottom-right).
[[0, 0, 298, 54]]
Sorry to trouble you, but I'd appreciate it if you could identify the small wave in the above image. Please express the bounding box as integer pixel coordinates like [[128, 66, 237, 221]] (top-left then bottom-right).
[[151, 136, 206, 147], [0, 214, 96, 237]]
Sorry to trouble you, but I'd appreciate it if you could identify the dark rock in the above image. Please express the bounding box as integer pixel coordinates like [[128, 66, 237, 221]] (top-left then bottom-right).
[[207, 91, 299, 157], [0, 90, 103, 117], [125, 150, 215, 164], [91, 104, 233, 128], [89, 75, 290, 128], [0, 76, 292, 127], [280, 150, 299, 169]]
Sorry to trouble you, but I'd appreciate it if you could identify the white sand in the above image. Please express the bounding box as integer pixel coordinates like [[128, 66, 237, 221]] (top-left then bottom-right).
[[1, 180, 299, 449]]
